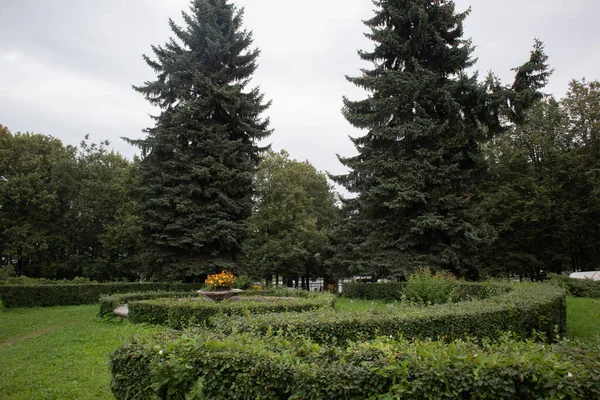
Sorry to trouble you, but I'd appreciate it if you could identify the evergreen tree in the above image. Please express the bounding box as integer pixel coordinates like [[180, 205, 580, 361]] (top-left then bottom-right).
[[128, 0, 271, 280], [331, 0, 549, 279]]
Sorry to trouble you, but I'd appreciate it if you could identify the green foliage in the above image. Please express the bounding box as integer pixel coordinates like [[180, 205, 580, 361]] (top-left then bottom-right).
[[330, 0, 550, 279], [110, 332, 600, 400], [343, 280, 507, 302], [0, 127, 143, 281], [481, 80, 600, 278], [0, 266, 16, 282], [0, 276, 95, 285], [216, 283, 565, 344], [128, 293, 335, 329], [98, 291, 198, 317], [244, 150, 337, 282], [127, 0, 271, 281], [404, 268, 458, 305], [549, 274, 600, 298], [0, 282, 201, 308]]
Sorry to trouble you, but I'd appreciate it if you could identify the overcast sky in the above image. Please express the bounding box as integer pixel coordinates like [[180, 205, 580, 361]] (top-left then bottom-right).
[[1, 0, 599, 181]]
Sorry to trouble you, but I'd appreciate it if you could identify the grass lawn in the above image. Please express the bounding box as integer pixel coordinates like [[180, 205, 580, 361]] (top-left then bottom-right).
[[0, 296, 598, 399], [0, 305, 164, 400], [566, 296, 600, 343]]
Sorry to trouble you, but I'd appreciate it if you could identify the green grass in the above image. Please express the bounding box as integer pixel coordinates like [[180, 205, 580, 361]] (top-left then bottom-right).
[[0, 305, 164, 400], [566, 296, 600, 343]]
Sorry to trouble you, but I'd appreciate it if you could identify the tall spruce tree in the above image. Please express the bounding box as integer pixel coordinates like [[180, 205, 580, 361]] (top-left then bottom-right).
[[332, 0, 549, 279], [129, 0, 271, 281]]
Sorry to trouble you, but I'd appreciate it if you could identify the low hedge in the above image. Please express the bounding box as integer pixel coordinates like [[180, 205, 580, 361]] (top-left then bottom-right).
[[0, 282, 201, 308], [343, 281, 507, 302], [128, 294, 336, 329], [110, 332, 600, 399], [216, 283, 566, 344], [99, 291, 199, 317], [549, 274, 600, 298]]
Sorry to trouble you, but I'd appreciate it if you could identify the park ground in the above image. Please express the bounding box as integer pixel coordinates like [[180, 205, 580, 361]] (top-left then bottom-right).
[[0, 297, 598, 399]]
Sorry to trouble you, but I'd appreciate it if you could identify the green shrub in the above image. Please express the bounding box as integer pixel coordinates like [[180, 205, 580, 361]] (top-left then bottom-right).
[[215, 283, 566, 344], [404, 267, 458, 304], [549, 273, 600, 298], [343, 280, 507, 302], [99, 291, 198, 317], [0, 282, 202, 308], [128, 294, 335, 329], [0, 275, 97, 285], [0, 265, 16, 282], [110, 332, 600, 400]]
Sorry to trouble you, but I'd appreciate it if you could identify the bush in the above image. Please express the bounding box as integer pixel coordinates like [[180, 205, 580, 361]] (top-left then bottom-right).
[[128, 293, 336, 329], [404, 267, 458, 304], [549, 273, 600, 298], [99, 291, 199, 317], [215, 283, 566, 344], [0, 282, 202, 308], [0, 265, 16, 282], [343, 280, 508, 302], [110, 332, 600, 400]]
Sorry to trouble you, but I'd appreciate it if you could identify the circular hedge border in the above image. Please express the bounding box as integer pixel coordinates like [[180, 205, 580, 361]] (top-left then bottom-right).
[[128, 293, 336, 329], [217, 283, 566, 343]]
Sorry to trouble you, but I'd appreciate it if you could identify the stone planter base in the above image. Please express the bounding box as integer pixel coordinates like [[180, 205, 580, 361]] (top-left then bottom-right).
[[197, 288, 242, 302]]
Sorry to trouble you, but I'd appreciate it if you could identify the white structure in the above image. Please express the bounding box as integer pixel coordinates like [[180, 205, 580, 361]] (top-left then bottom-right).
[[569, 271, 600, 281]]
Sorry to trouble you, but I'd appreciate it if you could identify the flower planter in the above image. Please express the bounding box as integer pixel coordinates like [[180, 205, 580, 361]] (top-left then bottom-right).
[[197, 288, 242, 302]]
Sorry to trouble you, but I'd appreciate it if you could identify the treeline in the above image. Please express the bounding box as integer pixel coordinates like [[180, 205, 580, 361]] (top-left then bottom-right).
[[2, 0, 599, 284], [479, 79, 600, 279], [0, 127, 141, 281], [1, 80, 599, 283]]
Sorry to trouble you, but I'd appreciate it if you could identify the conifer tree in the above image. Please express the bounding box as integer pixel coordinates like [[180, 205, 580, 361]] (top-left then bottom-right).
[[129, 0, 271, 280], [332, 0, 549, 279]]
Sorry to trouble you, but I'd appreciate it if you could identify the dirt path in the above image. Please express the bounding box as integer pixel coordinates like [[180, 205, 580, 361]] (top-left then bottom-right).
[[0, 320, 84, 349]]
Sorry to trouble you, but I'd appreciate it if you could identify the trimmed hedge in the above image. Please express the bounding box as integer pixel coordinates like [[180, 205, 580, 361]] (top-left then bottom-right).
[[110, 332, 600, 399], [0, 282, 201, 308], [549, 274, 600, 298], [343, 281, 508, 302], [99, 291, 198, 317], [128, 294, 336, 329], [216, 283, 566, 344]]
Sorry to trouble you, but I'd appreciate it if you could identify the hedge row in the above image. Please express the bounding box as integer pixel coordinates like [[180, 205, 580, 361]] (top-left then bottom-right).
[[0, 282, 202, 308], [342, 281, 508, 301], [129, 294, 336, 329], [99, 291, 198, 317], [549, 274, 600, 298], [215, 283, 566, 344], [110, 332, 600, 399]]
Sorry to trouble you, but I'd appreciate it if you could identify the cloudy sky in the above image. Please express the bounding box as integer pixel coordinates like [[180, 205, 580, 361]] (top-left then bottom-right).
[[1, 0, 599, 180]]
